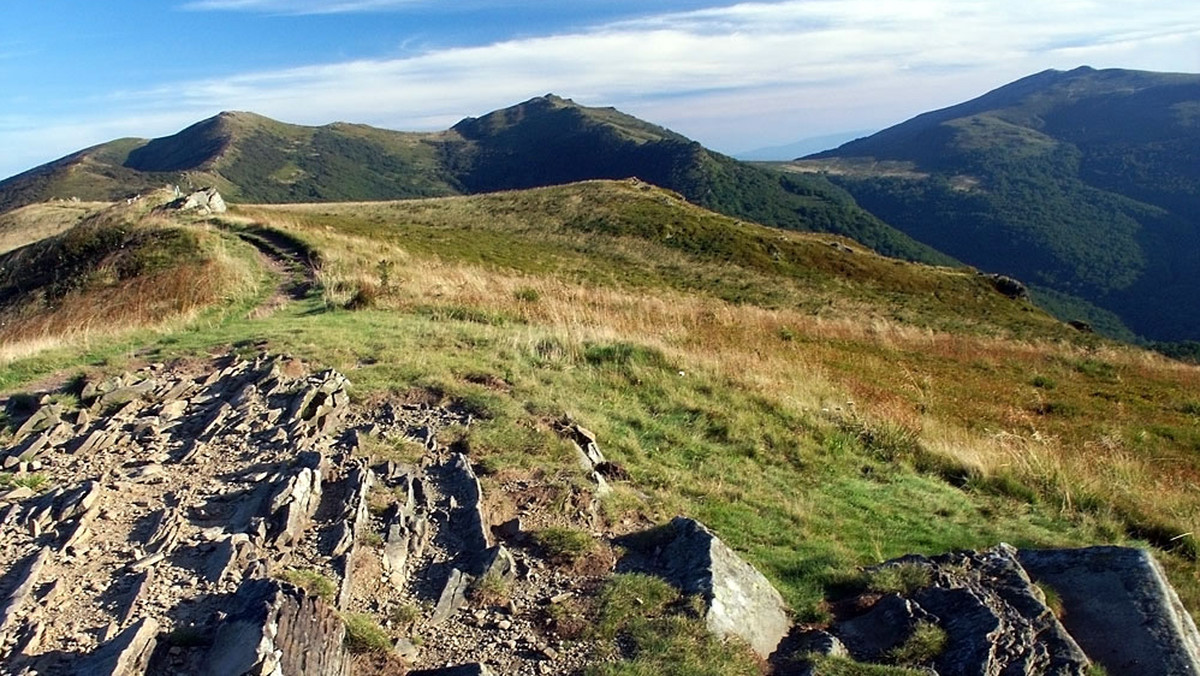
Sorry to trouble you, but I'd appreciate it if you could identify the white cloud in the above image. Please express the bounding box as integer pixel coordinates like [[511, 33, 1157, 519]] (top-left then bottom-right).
[[5, 0, 1200, 178], [181, 0, 430, 14]]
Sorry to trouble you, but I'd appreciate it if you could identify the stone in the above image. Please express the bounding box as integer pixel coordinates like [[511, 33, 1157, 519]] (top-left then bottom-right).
[[835, 593, 931, 660], [172, 187, 227, 214], [408, 664, 495, 676], [823, 546, 1091, 675], [447, 453, 490, 555], [266, 465, 323, 548], [431, 568, 472, 626], [493, 517, 523, 540], [0, 547, 52, 640], [395, 636, 420, 660], [74, 616, 158, 675], [1019, 546, 1200, 676], [983, 273, 1030, 300], [477, 545, 517, 580], [205, 579, 349, 676], [658, 517, 790, 658]]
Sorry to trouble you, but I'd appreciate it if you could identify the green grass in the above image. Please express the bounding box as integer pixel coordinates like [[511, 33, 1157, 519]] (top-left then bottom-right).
[[587, 574, 760, 676], [805, 656, 926, 676], [865, 563, 932, 596], [279, 568, 338, 602], [887, 621, 947, 666], [343, 613, 393, 653], [534, 527, 596, 564]]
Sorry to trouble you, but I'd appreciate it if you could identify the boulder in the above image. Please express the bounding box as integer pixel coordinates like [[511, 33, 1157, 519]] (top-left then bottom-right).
[[982, 273, 1030, 300], [659, 516, 791, 658], [1019, 546, 1200, 676], [824, 545, 1091, 674], [835, 593, 932, 660], [171, 187, 226, 214]]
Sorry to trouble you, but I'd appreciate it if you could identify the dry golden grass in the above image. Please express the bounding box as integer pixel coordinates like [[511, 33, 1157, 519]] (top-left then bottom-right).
[[0, 201, 111, 254], [0, 229, 258, 364]]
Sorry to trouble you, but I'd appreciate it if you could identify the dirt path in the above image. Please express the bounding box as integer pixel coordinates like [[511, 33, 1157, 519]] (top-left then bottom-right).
[[234, 226, 318, 318]]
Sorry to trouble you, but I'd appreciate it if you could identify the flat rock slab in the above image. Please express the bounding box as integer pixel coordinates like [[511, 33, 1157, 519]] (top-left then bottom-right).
[[660, 516, 790, 658], [1019, 546, 1200, 676]]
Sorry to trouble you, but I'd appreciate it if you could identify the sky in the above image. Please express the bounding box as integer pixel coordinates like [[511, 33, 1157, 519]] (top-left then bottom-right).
[[2, 1, 1199, 180]]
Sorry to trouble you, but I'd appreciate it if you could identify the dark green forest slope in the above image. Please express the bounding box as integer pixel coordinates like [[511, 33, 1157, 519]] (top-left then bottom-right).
[[801, 67, 1200, 341]]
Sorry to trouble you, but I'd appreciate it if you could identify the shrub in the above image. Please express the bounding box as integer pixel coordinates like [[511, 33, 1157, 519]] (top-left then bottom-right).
[[10, 473, 50, 492], [513, 287, 540, 303], [1030, 374, 1056, 390], [343, 613, 392, 653], [390, 603, 421, 629], [1035, 581, 1064, 618], [469, 572, 511, 606]]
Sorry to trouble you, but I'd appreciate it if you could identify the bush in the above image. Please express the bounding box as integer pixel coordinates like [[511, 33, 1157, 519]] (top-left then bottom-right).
[[1030, 374, 1057, 390], [513, 287, 540, 303], [343, 613, 392, 653], [470, 572, 511, 606]]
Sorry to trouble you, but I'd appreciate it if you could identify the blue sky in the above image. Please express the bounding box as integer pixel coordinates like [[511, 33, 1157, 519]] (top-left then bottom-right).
[[2, 0, 1198, 179]]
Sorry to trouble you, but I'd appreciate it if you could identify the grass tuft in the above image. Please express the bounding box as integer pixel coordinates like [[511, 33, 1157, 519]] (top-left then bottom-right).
[[887, 621, 947, 665], [343, 613, 393, 653], [279, 568, 338, 602], [534, 527, 596, 564]]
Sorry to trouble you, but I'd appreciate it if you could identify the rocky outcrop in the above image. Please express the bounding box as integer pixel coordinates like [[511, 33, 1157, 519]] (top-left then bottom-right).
[[798, 544, 1200, 675], [560, 422, 612, 497], [982, 273, 1030, 300], [1019, 546, 1200, 676], [813, 545, 1090, 674], [166, 187, 226, 214], [0, 352, 613, 675], [654, 516, 791, 659], [205, 579, 349, 676]]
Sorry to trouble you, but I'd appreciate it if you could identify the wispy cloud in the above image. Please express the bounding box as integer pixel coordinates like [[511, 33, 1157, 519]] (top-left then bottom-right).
[[180, 0, 429, 13], [5, 0, 1199, 179]]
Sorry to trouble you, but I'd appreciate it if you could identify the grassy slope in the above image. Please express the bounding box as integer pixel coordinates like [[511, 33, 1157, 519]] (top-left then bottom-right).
[[3, 181, 1200, 671], [0, 191, 261, 361]]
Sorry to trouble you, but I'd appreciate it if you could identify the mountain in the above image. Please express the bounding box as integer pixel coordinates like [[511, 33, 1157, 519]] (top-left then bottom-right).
[[0, 97, 953, 265], [797, 66, 1200, 341], [735, 130, 874, 161]]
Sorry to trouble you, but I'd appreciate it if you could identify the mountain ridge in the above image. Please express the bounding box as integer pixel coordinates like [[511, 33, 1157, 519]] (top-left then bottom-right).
[[0, 96, 954, 266]]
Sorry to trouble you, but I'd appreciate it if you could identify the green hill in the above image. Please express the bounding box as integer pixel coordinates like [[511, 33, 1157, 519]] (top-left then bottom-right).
[[795, 66, 1200, 342], [0, 97, 952, 265]]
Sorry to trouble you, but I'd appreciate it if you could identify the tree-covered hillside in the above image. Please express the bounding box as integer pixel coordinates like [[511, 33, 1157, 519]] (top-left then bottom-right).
[[801, 67, 1200, 341]]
